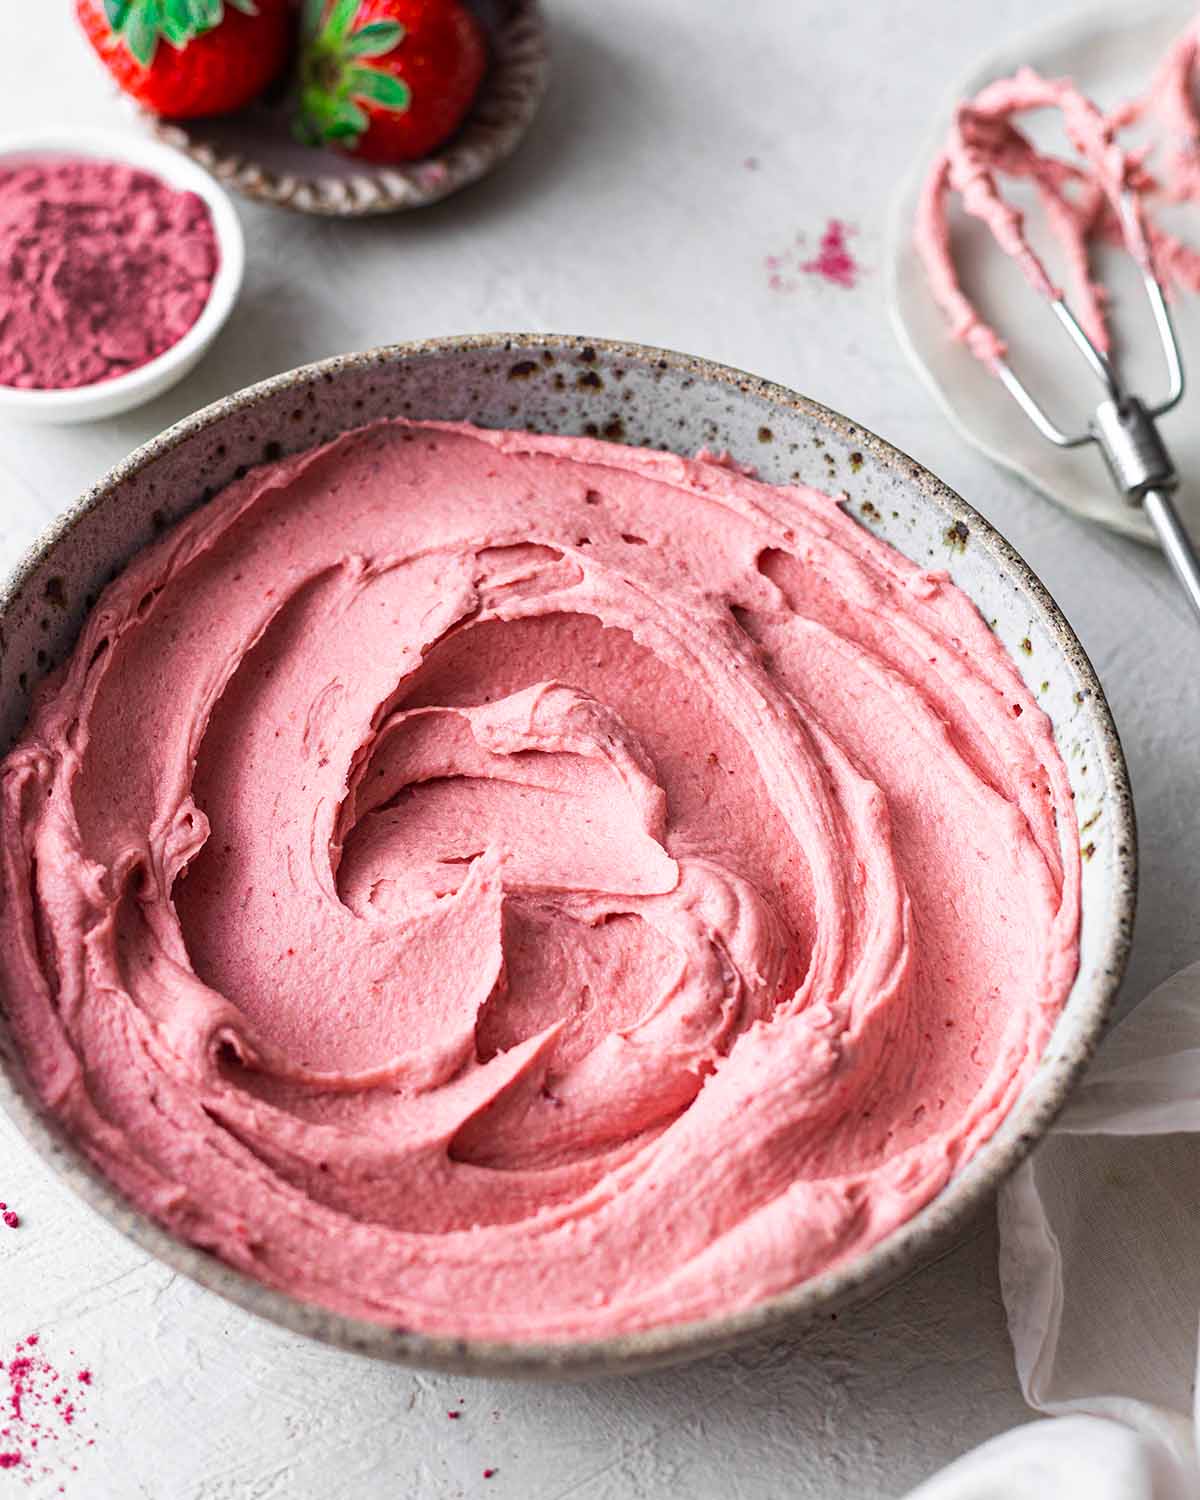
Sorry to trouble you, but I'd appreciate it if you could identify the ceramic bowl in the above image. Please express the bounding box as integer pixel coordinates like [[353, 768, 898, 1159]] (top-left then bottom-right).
[[0, 127, 245, 424], [0, 334, 1135, 1377], [146, 0, 549, 217]]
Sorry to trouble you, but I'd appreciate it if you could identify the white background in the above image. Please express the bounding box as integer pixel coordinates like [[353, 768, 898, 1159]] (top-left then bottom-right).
[[2, 3, 1199, 1497]]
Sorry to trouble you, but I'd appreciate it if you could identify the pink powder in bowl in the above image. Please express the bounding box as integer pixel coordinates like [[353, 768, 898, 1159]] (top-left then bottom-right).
[[0, 156, 220, 392]]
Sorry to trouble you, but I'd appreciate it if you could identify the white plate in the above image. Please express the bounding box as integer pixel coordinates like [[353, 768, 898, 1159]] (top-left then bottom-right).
[[888, 1, 1200, 545]]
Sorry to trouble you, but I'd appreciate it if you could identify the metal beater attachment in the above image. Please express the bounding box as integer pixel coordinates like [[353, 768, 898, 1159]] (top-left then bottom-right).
[[991, 195, 1200, 622]]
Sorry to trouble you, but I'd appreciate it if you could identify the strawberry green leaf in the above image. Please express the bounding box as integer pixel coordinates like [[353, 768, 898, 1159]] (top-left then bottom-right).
[[307, 90, 342, 123], [325, 0, 361, 43], [295, 80, 371, 146], [297, 84, 332, 121], [296, 1, 415, 146], [161, 0, 194, 43], [337, 98, 369, 128], [295, 84, 360, 142], [346, 65, 410, 111], [110, 0, 255, 65], [181, 0, 210, 31], [125, 6, 159, 63], [301, 0, 326, 40], [344, 20, 403, 57], [328, 97, 370, 137]]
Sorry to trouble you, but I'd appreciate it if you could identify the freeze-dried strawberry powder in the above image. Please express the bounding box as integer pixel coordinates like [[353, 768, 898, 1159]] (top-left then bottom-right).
[[0, 155, 218, 390]]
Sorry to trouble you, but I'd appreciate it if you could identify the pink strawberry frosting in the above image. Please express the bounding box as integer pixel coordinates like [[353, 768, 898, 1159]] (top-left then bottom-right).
[[0, 421, 1079, 1339]]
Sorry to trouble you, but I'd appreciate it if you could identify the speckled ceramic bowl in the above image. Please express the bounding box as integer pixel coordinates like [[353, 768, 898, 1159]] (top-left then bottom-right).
[[146, 0, 548, 216], [0, 335, 1135, 1378]]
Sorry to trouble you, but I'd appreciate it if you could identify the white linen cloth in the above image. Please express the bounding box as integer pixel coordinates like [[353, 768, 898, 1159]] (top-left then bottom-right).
[[905, 962, 1200, 1499]]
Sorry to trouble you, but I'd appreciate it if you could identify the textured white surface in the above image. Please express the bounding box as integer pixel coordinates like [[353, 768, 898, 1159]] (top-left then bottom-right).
[[1, 3, 1198, 1497]]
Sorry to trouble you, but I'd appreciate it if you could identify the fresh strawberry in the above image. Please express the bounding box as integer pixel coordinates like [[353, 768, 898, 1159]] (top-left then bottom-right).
[[296, 0, 488, 163], [75, 0, 292, 119]]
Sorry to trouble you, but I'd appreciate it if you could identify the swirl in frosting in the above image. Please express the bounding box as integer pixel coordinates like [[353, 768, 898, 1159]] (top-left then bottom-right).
[[0, 421, 1079, 1339]]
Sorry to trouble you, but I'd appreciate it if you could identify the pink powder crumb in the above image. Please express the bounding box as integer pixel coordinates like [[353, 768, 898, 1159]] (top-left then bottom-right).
[[0, 156, 219, 392], [766, 218, 862, 294], [0, 1335, 95, 1490], [4, 1211, 20, 1229], [800, 219, 860, 289]]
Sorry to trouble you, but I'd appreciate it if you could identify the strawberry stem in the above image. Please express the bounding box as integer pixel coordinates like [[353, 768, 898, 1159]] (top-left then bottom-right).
[[295, 4, 410, 151]]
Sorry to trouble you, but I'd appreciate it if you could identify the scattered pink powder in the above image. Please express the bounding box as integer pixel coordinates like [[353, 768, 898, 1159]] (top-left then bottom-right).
[[800, 219, 860, 288], [0, 1336, 94, 1489], [3, 1210, 19, 1230], [743, 155, 760, 170], [765, 219, 863, 293], [0, 156, 219, 392]]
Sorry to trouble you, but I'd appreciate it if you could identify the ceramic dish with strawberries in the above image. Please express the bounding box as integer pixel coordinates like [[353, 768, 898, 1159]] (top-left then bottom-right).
[[76, 0, 549, 215]]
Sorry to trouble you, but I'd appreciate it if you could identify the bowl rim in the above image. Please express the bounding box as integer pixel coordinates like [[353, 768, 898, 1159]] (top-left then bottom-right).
[[0, 332, 1137, 1377], [0, 126, 245, 417]]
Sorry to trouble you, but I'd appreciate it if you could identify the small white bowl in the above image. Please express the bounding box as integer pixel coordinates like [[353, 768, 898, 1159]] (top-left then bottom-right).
[[0, 127, 245, 424]]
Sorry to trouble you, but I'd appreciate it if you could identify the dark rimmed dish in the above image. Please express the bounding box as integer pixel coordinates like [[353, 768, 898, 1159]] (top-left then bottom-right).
[[145, 0, 549, 216]]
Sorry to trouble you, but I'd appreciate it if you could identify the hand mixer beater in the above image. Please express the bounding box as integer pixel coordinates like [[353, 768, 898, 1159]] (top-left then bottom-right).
[[917, 64, 1200, 620]]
